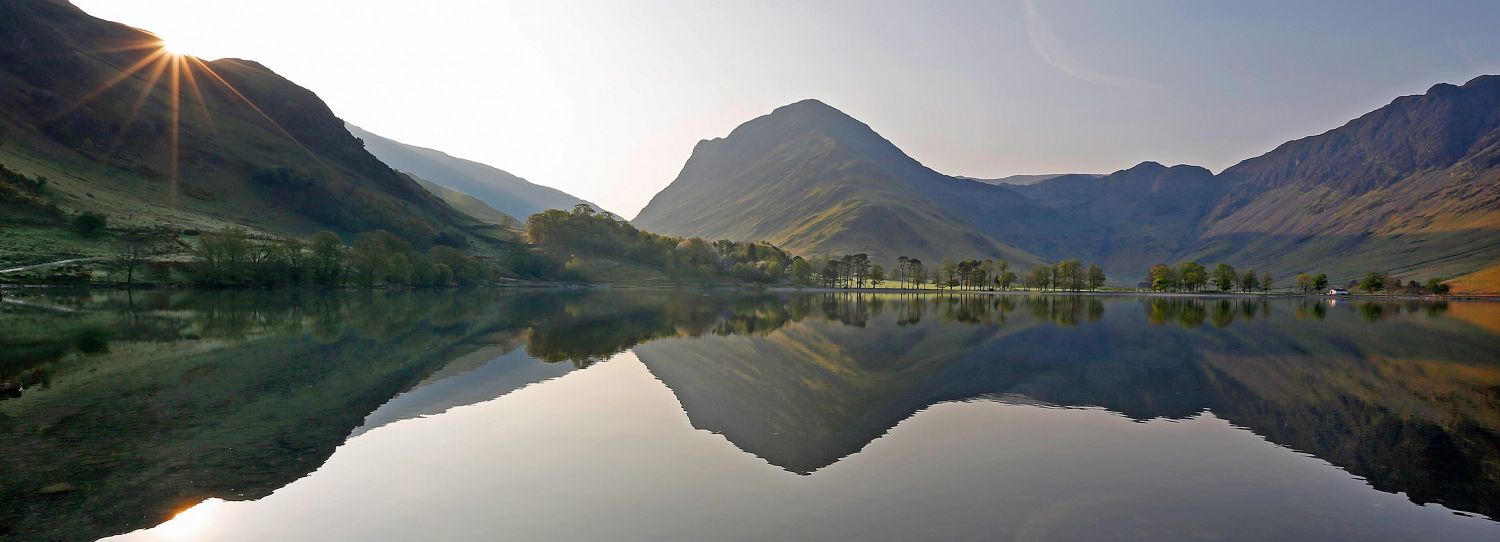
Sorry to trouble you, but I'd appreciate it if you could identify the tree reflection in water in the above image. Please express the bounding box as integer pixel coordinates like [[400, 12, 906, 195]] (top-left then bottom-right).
[[1, 289, 1497, 540]]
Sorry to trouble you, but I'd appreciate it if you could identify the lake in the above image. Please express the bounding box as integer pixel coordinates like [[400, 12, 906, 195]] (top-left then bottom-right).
[[3, 289, 1500, 541]]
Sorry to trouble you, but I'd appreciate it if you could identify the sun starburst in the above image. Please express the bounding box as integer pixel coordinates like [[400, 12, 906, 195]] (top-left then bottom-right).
[[58, 38, 319, 208]]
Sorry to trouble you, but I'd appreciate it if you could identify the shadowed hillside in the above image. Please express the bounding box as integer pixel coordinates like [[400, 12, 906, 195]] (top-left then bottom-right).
[[0, 1, 496, 264]]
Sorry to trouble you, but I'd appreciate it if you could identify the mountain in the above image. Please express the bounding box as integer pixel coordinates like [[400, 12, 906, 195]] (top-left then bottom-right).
[[638, 79, 1500, 289], [408, 173, 519, 228], [0, 1, 490, 255], [632, 99, 1045, 266], [1010, 162, 1227, 278], [961, 173, 1091, 186], [1193, 76, 1500, 283], [347, 123, 596, 221]]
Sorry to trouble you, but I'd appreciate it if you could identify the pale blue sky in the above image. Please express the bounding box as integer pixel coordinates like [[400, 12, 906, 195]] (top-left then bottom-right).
[[74, 0, 1500, 217]]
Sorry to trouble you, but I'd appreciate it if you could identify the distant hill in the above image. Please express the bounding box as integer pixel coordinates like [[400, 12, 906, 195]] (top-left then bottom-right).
[[0, 1, 487, 252], [408, 173, 518, 228], [638, 80, 1500, 290], [633, 99, 1044, 266], [347, 124, 597, 221], [961, 173, 1092, 186]]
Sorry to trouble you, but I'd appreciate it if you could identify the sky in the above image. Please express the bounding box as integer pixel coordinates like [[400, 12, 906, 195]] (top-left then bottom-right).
[[73, 0, 1500, 219]]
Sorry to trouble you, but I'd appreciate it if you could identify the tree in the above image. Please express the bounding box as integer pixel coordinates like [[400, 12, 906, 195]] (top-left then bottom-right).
[[1213, 264, 1237, 292], [999, 270, 1017, 290], [109, 233, 153, 287], [850, 253, 871, 288], [909, 259, 925, 289], [349, 230, 417, 288], [1260, 272, 1273, 294], [1086, 264, 1106, 291], [1178, 262, 1207, 292], [896, 256, 910, 288], [870, 265, 885, 287], [311, 231, 345, 286], [789, 257, 814, 286], [1149, 264, 1178, 292], [1029, 266, 1053, 291], [1425, 277, 1451, 295], [1294, 273, 1314, 294], [193, 227, 254, 286], [942, 259, 959, 289], [1239, 270, 1259, 293], [1055, 260, 1084, 291], [73, 211, 107, 237], [1313, 273, 1329, 292], [1358, 272, 1384, 295]]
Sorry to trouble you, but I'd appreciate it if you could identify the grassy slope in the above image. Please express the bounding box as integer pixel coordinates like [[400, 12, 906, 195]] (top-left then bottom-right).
[[347, 123, 596, 219], [634, 101, 1043, 267], [0, 2, 502, 264], [1450, 262, 1500, 294]]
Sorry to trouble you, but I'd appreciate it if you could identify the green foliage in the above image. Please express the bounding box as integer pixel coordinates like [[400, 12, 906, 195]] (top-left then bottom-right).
[[1359, 272, 1385, 294], [526, 205, 790, 282], [188, 228, 488, 288], [1295, 273, 1315, 294], [1213, 264, 1237, 292], [1178, 262, 1208, 292], [1240, 270, 1260, 293], [789, 257, 814, 286], [72, 212, 107, 237], [1149, 264, 1178, 292], [1425, 277, 1451, 295], [1087, 264, 1106, 291]]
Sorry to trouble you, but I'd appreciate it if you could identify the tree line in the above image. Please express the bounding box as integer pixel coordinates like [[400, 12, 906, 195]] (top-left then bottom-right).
[[1147, 262, 1276, 293], [527, 204, 792, 282], [185, 228, 493, 288], [1145, 261, 1454, 296]]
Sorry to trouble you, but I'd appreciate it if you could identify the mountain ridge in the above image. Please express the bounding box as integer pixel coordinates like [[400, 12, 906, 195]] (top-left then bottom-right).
[[347, 123, 598, 221], [637, 79, 1500, 288]]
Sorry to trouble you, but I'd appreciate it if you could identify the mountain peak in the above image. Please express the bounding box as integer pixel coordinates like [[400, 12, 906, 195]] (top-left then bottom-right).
[[764, 98, 863, 128], [1120, 161, 1168, 174]]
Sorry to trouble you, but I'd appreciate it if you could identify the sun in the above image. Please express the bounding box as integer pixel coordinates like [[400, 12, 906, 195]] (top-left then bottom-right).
[[155, 37, 188, 57]]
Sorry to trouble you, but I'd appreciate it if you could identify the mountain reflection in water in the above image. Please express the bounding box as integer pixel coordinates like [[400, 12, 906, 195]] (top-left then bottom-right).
[[1, 289, 1498, 541]]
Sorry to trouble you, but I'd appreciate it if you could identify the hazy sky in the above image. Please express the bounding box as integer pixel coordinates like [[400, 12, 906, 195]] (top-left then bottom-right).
[[73, 0, 1500, 218]]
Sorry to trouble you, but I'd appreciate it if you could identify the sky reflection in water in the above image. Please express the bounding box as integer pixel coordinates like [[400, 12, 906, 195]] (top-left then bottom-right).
[[2, 290, 1498, 541]]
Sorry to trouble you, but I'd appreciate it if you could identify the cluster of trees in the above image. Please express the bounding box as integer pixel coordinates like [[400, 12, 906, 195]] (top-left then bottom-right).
[[1145, 264, 1455, 296], [802, 253, 885, 288], [1024, 260, 1106, 292], [1354, 272, 1451, 295], [800, 255, 1103, 292], [940, 259, 1017, 291], [1293, 273, 1333, 294], [527, 204, 791, 282], [1147, 262, 1273, 293], [188, 228, 492, 288]]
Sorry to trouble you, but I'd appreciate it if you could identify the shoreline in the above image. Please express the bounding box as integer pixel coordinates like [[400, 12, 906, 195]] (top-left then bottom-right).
[[3, 282, 1496, 301]]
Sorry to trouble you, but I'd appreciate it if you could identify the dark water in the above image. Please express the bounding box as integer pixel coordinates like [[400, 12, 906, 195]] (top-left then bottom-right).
[[2, 289, 1500, 541]]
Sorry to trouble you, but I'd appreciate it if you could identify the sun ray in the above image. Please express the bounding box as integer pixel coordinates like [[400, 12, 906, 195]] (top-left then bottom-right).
[[105, 53, 172, 156], [188, 57, 333, 170], [169, 53, 183, 206], [54, 48, 170, 120], [177, 54, 218, 136]]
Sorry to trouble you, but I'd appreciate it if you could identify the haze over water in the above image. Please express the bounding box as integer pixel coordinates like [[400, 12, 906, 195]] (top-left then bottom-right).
[[3, 290, 1499, 541]]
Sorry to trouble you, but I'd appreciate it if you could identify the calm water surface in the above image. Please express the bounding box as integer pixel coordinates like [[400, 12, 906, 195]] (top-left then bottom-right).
[[3, 289, 1499, 541]]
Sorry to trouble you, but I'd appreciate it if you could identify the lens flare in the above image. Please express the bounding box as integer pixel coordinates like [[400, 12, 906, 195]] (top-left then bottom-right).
[[58, 39, 324, 209]]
